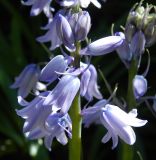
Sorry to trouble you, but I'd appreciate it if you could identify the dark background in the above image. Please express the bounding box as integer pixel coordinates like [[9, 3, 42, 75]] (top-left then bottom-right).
[[0, 0, 156, 159]]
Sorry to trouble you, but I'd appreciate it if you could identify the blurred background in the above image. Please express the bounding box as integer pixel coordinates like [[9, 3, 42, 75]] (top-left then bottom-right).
[[0, 0, 156, 159]]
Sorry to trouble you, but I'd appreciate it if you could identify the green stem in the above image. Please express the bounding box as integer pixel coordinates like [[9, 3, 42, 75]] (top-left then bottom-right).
[[69, 41, 82, 160], [120, 142, 134, 160], [127, 58, 138, 109], [69, 92, 82, 160], [121, 58, 138, 160]]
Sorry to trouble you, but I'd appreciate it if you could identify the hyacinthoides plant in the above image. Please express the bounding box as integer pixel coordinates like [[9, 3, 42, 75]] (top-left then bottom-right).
[[11, 0, 156, 159]]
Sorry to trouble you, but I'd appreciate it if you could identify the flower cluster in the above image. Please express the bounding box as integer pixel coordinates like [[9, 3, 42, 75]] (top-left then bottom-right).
[[11, 0, 156, 152]]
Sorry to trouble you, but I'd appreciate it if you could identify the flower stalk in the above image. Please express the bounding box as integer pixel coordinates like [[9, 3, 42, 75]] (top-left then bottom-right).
[[127, 58, 138, 109], [121, 58, 138, 160], [69, 91, 82, 160], [69, 41, 82, 160]]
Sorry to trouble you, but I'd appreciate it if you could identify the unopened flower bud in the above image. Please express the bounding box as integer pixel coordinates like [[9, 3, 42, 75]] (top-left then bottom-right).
[[123, 2, 156, 61], [133, 75, 147, 99], [74, 11, 91, 41], [130, 30, 146, 57], [125, 24, 137, 43]]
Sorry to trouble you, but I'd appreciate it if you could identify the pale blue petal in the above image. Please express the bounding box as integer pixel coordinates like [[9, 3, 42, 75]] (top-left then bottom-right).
[[26, 128, 46, 139], [56, 132, 68, 145], [37, 17, 62, 50], [11, 64, 37, 88], [101, 131, 111, 143], [104, 104, 148, 127], [39, 55, 68, 82], [119, 125, 136, 145], [81, 36, 123, 56], [85, 65, 102, 101], [43, 75, 80, 113], [30, 0, 52, 16], [22, 102, 51, 133], [17, 96, 29, 106], [115, 32, 132, 68], [60, 76, 80, 113], [43, 1, 53, 18], [80, 69, 91, 96], [44, 135, 54, 151], [11, 64, 39, 98], [100, 111, 119, 148]]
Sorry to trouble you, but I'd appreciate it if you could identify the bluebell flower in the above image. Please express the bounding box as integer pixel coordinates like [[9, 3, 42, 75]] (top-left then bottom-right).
[[16, 94, 72, 151], [21, 0, 53, 17], [11, 64, 41, 98], [37, 10, 65, 50], [80, 63, 102, 101], [43, 75, 80, 113], [39, 55, 71, 83], [82, 102, 147, 149], [68, 11, 91, 41], [37, 10, 91, 51], [115, 32, 132, 68], [54, 61, 102, 101], [133, 75, 147, 99], [56, 0, 101, 8], [80, 35, 124, 56]]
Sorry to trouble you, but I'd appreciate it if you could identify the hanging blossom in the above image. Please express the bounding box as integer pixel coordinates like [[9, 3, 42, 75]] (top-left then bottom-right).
[[16, 92, 72, 151], [39, 54, 71, 83], [38, 54, 102, 106], [80, 34, 124, 56], [21, 0, 53, 18], [15, 73, 80, 150], [80, 62, 102, 101], [37, 9, 91, 51], [13, 56, 102, 149], [10, 64, 46, 98], [82, 101, 147, 149]]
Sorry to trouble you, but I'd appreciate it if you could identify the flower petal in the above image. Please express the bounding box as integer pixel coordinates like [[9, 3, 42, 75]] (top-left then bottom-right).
[[81, 36, 123, 56], [39, 55, 68, 82], [44, 135, 54, 151], [56, 131, 68, 145], [43, 75, 80, 113], [80, 69, 91, 96], [84, 65, 102, 101], [130, 30, 146, 58], [30, 0, 51, 16]]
